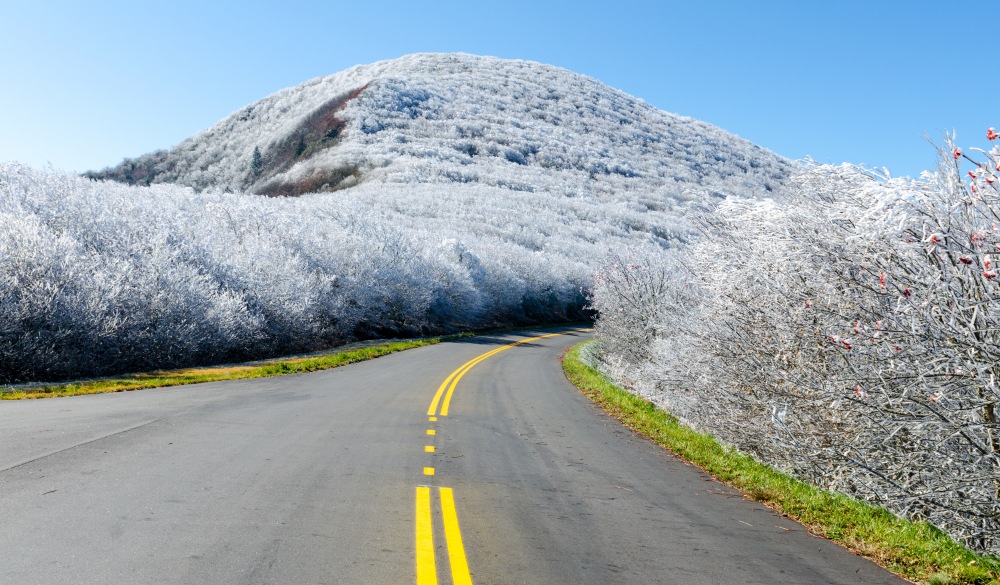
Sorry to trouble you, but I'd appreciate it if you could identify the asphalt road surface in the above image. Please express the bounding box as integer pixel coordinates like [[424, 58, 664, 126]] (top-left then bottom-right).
[[0, 328, 908, 584]]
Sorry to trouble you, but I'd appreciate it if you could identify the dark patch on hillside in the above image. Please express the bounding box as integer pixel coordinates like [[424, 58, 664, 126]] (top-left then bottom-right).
[[248, 84, 369, 195], [255, 164, 362, 196]]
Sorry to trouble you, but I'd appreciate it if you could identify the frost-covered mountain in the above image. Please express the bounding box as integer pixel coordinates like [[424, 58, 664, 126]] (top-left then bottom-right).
[[2, 54, 794, 383], [88, 53, 789, 203]]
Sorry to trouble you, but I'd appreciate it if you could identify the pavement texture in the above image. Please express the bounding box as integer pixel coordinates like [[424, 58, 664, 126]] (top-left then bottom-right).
[[0, 328, 909, 584]]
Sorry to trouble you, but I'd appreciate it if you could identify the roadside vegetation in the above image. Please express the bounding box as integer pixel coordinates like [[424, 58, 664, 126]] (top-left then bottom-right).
[[588, 130, 1000, 561], [0, 162, 597, 384], [563, 341, 1000, 585], [0, 324, 578, 400]]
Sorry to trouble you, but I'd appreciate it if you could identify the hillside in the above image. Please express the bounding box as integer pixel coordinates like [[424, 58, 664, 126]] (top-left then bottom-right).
[[3, 54, 792, 383], [87, 53, 789, 203], [42, 54, 1000, 564]]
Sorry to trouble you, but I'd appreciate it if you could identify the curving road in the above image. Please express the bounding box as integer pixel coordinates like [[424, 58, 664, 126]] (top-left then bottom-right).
[[0, 328, 906, 584]]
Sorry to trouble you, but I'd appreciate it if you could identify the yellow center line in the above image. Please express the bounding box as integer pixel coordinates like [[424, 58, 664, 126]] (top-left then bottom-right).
[[427, 329, 592, 417], [415, 487, 437, 585], [426, 347, 505, 416], [440, 487, 473, 585], [442, 332, 574, 416], [414, 328, 593, 584]]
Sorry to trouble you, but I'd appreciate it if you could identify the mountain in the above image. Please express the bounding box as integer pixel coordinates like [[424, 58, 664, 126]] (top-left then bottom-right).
[[2, 54, 795, 383], [86, 53, 790, 204]]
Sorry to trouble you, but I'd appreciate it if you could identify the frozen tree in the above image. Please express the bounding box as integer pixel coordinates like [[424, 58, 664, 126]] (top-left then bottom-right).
[[591, 131, 1000, 554], [250, 145, 263, 178]]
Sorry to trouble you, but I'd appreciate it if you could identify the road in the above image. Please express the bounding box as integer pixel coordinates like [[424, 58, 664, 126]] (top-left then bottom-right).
[[0, 328, 907, 584]]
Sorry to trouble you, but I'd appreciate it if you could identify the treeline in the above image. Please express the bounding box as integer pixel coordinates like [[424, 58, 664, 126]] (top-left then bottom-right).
[[0, 164, 596, 384]]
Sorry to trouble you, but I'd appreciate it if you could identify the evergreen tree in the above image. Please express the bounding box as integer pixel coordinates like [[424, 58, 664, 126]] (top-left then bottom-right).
[[250, 146, 263, 177]]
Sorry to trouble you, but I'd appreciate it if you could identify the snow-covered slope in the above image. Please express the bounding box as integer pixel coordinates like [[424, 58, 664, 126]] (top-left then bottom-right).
[[88, 53, 790, 204], [1, 54, 797, 383]]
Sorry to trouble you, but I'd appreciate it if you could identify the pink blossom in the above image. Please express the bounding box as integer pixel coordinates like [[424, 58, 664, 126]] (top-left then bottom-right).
[[989, 128, 999, 141], [953, 147, 963, 159]]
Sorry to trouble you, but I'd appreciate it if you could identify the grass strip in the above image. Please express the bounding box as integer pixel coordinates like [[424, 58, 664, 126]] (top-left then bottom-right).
[[0, 323, 589, 401], [1, 337, 452, 400], [562, 340, 1000, 585]]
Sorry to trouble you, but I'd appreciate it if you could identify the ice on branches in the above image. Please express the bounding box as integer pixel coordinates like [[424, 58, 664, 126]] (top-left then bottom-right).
[[590, 132, 1000, 554], [0, 164, 603, 383]]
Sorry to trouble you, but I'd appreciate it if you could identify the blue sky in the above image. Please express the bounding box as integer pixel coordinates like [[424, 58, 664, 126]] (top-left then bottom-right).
[[1, 1, 990, 179]]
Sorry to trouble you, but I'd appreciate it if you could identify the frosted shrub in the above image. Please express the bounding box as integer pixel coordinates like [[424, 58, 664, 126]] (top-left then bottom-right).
[[592, 132, 1000, 554], [0, 164, 602, 383], [590, 249, 688, 368]]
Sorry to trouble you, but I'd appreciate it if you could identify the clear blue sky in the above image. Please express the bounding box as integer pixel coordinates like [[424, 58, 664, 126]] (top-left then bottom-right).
[[1, 0, 989, 179]]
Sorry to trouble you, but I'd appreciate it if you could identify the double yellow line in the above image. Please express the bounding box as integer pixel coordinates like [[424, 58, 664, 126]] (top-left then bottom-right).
[[415, 329, 592, 584], [426, 331, 584, 417], [415, 486, 471, 585]]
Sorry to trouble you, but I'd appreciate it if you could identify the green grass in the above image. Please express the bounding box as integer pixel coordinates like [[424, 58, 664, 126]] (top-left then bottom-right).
[[0, 323, 590, 400], [561, 340, 1000, 585], [0, 337, 456, 400]]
